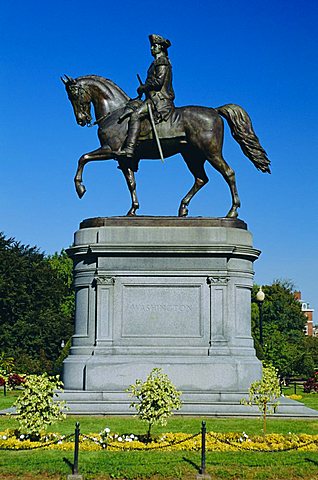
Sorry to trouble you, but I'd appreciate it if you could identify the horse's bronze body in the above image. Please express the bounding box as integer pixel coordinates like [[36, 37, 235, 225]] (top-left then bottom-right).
[[62, 75, 270, 217]]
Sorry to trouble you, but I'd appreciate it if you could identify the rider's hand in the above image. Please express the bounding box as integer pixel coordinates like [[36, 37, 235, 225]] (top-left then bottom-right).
[[137, 84, 145, 96]]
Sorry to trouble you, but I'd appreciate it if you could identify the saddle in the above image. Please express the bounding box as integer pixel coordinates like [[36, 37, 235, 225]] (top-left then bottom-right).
[[119, 99, 186, 142], [139, 109, 186, 141]]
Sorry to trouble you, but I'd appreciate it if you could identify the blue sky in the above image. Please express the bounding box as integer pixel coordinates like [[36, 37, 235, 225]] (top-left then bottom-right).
[[1, 0, 317, 317]]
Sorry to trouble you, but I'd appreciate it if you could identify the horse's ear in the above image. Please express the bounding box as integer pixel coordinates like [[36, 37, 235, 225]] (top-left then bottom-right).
[[61, 74, 76, 85]]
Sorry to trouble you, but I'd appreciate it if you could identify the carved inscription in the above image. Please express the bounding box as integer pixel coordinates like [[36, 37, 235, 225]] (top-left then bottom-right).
[[122, 284, 202, 338], [129, 303, 192, 313]]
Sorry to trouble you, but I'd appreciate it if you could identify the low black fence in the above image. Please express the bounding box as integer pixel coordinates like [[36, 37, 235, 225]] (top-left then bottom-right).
[[2, 421, 318, 477]]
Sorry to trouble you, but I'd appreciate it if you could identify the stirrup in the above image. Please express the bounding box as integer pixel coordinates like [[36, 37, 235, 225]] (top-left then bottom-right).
[[114, 148, 134, 158]]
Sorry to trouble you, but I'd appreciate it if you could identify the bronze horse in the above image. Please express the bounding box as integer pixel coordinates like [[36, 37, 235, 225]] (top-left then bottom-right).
[[62, 75, 270, 217]]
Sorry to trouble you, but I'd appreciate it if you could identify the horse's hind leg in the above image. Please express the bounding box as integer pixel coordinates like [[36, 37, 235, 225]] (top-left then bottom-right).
[[178, 152, 208, 217], [207, 153, 241, 218], [121, 166, 139, 216]]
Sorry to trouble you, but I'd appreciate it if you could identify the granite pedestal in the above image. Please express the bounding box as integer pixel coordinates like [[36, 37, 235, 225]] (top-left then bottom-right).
[[61, 217, 315, 416]]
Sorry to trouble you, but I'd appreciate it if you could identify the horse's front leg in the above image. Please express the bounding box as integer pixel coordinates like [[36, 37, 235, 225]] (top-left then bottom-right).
[[121, 167, 139, 216], [74, 147, 113, 198]]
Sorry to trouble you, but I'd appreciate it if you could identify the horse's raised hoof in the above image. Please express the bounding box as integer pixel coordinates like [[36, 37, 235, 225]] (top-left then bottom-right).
[[178, 205, 188, 217], [75, 183, 86, 199]]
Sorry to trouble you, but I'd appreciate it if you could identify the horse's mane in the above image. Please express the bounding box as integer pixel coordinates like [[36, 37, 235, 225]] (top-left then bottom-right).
[[77, 75, 130, 103]]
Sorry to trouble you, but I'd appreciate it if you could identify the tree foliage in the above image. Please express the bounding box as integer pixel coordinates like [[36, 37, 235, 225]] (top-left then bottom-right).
[[0, 233, 74, 373], [13, 373, 66, 438], [251, 280, 314, 378], [241, 362, 280, 434], [127, 368, 182, 440]]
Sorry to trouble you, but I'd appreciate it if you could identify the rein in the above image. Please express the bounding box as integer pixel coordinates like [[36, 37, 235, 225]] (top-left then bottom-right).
[[87, 104, 129, 128], [87, 113, 110, 127]]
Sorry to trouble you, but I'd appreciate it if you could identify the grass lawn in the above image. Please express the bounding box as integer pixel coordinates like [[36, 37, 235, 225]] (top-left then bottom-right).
[[1, 415, 318, 479], [0, 389, 20, 411], [283, 385, 318, 411], [1, 388, 318, 478], [1, 448, 318, 479]]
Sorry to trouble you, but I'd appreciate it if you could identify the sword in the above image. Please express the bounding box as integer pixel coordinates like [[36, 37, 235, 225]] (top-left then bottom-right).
[[137, 74, 164, 163]]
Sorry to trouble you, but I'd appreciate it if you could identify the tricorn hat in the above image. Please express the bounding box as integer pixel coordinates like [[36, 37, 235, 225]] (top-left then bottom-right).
[[149, 34, 171, 49]]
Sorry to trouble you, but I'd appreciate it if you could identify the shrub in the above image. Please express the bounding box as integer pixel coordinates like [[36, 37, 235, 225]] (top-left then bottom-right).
[[8, 373, 26, 388], [127, 368, 182, 440], [241, 362, 281, 434], [303, 372, 318, 393], [12, 373, 67, 438], [0, 377, 5, 387]]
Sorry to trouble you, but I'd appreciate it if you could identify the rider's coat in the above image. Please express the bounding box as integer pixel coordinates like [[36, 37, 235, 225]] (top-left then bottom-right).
[[144, 56, 175, 122]]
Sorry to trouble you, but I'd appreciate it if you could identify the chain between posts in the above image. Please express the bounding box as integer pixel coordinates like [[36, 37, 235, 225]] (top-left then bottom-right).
[[206, 431, 318, 453], [0, 433, 74, 451], [1, 423, 318, 454], [81, 431, 201, 451]]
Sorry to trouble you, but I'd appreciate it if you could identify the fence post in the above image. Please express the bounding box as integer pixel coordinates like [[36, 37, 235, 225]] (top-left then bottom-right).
[[200, 421, 206, 474], [196, 421, 210, 479], [67, 422, 83, 480], [74, 422, 80, 475]]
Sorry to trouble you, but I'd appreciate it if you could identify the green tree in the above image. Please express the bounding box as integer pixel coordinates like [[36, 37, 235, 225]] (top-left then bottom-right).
[[127, 368, 182, 441], [241, 362, 280, 434], [0, 233, 74, 374], [13, 373, 66, 438], [251, 280, 313, 378], [305, 336, 318, 371]]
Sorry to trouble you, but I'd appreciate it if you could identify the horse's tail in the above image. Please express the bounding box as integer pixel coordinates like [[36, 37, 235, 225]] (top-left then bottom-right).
[[215, 104, 271, 173]]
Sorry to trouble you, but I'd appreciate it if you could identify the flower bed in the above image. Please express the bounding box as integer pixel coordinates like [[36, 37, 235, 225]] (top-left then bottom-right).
[[1, 429, 318, 452]]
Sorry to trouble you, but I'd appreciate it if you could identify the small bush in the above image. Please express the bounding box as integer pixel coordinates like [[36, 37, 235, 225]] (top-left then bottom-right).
[[12, 373, 67, 438], [127, 368, 182, 440], [241, 362, 281, 434], [8, 373, 26, 388], [303, 372, 318, 393]]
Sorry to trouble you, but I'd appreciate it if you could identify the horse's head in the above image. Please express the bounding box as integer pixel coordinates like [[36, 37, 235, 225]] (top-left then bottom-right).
[[62, 75, 92, 127]]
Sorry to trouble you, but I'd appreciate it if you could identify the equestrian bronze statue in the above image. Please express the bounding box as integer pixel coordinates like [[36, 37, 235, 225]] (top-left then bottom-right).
[[62, 34, 270, 218]]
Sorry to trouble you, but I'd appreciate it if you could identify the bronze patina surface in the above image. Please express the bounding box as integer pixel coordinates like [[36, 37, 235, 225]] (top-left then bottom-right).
[[63, 34, 270, 219]]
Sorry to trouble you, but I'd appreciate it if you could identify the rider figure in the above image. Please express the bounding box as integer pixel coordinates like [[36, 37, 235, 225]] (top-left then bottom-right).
[[116, 34, 175, 158]]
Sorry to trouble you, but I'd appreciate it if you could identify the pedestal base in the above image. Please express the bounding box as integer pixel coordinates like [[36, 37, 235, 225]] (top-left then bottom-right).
[[63, 217, 262, 414]]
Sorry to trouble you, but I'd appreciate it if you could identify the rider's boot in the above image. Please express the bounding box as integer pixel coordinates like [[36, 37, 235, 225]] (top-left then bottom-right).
[[116, 114, 141, 158]]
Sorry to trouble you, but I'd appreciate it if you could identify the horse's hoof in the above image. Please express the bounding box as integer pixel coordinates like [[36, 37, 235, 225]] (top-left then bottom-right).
[[126, 207, 138, 216], [178, 205, 188, 217], [226, 208, 238, 218], [76, 183, 86, 199]]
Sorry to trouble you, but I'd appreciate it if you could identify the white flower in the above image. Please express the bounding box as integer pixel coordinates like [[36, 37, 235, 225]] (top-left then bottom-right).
[[130, 434, 135, 439], [105, 427, 110, 433], [58, 440, 62, 444], [118, 436, 123, 442], [2, 435, 7, 440], [20, 434, 25, 440]]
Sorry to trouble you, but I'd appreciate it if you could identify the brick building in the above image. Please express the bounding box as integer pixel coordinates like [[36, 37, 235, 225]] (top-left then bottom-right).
[[294, 291, 315, 336]]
